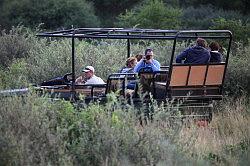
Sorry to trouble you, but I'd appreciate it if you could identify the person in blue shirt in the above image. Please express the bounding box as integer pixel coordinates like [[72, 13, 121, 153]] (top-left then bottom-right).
[[176, 38, 210, 64], [134, 48, 161, 73], [120, 57, 137, 73], [209, 41, 223, 63]]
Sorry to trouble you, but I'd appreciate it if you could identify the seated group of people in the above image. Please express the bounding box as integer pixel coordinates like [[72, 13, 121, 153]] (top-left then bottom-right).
[[75, 38, 223, 86], [75, 48, 161, 85], [176, 38, 223, 64]]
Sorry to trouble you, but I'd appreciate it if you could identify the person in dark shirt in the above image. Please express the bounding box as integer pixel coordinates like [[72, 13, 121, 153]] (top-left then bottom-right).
[[176, 38, 210, 64], [209, 41, 223, 63]]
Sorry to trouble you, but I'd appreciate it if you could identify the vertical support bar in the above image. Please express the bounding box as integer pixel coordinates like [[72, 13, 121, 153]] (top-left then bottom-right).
[[221, 31, 233, 87], [166, 33, 179, 98], [203, 64, 209, 86], [71, 31, 75, 92], [127, 32, 130, 58], [186, 65, 191, 86]]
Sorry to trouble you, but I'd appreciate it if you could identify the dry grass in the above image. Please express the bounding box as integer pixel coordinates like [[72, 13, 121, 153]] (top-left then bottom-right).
[[175, 97, 250, 165]]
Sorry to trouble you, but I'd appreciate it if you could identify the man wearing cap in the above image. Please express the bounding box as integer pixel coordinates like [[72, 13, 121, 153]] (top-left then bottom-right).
[[75, 66, 105, 85], [176, 38, 211, 64], [133, 48, 161, 73]]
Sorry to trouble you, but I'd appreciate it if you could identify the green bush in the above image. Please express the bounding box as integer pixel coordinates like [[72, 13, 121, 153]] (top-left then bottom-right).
[[181, 5, 246, 29], [224, 45, 250, 96], [116, 0, 182, 29], [91, 0, 141, 27], [0, 92, 199, 165], [0, 0, 100, 29], [210, 18, 250, 45], [0, 26, 35, 67], [1, 91, 249, 165], [0, 93, 73, 165]]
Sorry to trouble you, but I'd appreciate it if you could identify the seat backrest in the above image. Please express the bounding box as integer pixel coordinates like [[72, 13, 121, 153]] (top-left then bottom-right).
[[168, 63, 226, 99], [105, 73, 137, 96], [169, 63, 225, 87], [205, 64, 225, 85], [106, 77, 124, 95]]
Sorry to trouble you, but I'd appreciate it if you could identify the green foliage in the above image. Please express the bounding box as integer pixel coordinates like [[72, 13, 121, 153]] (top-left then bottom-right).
[[116, 0, 182, 29], [210, 18, 250, 45], [181, 5, 246, 29], [0, 0, 100, 29], [91, 0, 141, 27], [224, 45, 250, 96], [0, 92, 198, 165], [0, 93, 73, 165], [0, 26, 35, 67], [176, 0, 250, 15], [0, 59, 29, 89], [1, 91, 249, 165]]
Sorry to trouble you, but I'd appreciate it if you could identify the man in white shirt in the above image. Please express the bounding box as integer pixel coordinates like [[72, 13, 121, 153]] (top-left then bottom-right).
[[75, 66, 105, 85]]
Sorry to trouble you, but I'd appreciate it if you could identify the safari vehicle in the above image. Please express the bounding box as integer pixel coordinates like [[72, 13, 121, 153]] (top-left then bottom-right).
[[1, 28, 232, 119]]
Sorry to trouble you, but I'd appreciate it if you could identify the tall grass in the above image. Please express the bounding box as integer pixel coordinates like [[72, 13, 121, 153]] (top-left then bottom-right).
[[1, 92, 249, 165], [176, 97, 250, 165], [0, 92, 203, 165]]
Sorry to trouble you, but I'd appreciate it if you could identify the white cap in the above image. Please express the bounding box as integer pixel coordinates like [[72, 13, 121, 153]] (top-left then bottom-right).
[[82, 66, 95, 73]]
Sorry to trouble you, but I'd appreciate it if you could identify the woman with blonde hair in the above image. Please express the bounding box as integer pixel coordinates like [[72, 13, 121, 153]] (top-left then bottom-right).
[[120, 56, 137, 73]]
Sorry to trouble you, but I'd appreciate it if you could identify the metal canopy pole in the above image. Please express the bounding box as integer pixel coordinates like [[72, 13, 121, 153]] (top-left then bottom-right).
[[71, 30, 76, 92], [127, 32, 130, 58]]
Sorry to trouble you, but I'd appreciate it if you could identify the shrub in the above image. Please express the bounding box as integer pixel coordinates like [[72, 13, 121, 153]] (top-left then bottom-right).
[[210, 18, 250, 45], [0, 59, 29, 89], [0, 93, 73, 165], [116, 0, 182, 29], [0, 92, 199, 165], [181, 5, 248, 30], [0, 26, 35, 67], [224, 44, 250, 96], [0, 0, 100, 29]]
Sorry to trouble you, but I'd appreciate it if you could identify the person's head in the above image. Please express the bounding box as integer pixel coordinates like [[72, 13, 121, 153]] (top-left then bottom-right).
[[126, 57, 137, 68], [209, 41, 220, 51], [144, 48, 153, 60], [196, 38, 207, 48], [82, 66, 95, 79], [135, 54, 143, 62]]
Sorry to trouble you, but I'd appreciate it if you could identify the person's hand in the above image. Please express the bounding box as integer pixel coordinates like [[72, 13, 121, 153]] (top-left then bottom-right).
[[75, 76, 86, 84], [145, 59, 153, 64], [144, 54, 153, 64]]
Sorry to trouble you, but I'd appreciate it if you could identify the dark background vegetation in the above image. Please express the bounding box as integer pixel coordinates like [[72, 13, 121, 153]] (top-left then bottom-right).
[[0, 0, 250, 29], [0, 0, 250, 165]]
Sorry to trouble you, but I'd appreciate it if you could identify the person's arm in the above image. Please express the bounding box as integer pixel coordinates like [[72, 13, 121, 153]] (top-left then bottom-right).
[[176, 48, 189, 63], [204, 51, 211, 63], [150, 60, 161, 71], [218, 53, 223, 62]]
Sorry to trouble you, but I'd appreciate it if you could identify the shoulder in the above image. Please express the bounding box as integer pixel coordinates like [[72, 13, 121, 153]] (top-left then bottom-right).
[[153, 59, 160, 65]]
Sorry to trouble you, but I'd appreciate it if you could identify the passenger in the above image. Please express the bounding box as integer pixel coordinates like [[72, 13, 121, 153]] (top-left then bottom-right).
[[209, 41, 223, 63], [120, 57, 137, 73], [134, 48, 161, 72], [119, 57, 138, 90], [75, 66, 105, 85], [176, 38, 210, 64], [135, 54, 143, 62]]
